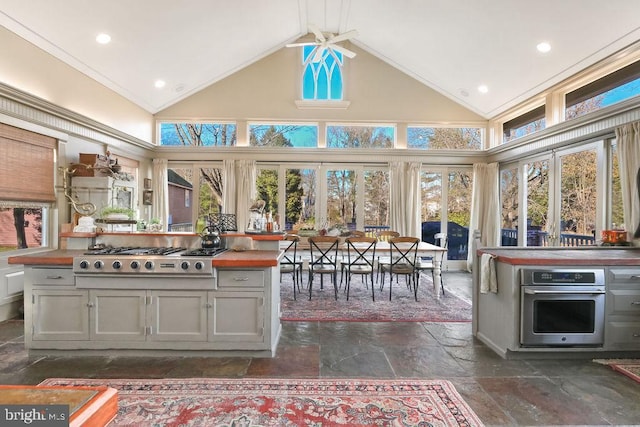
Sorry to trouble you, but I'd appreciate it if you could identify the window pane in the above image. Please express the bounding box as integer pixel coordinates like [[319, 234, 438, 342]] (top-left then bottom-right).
[[287, 168, 315, 231], [256, 169, 278, 219], [249, 124, 317, 147], [526, 160, 549, 247], [326, 125, 394, 148], [560, 151, 596, 246], [0, 207, 45, 251], [326, 169, 356, 229], [408, 127, 482, 149], [364, 170, 389, 233], [199, 167, 223, 232], [502, 105, 546, 143], [447, 170, 472, 260], [500, 167, 518, 246], [159, 123, 236, 146], [420, 171, 442, 244], [168, 168, 194, 232]]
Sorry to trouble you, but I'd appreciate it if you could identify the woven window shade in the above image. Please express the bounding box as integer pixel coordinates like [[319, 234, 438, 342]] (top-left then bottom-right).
[[0, 123, 56, 203]]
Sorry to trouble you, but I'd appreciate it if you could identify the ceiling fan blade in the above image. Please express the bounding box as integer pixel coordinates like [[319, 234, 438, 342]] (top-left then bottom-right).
[[328, 29, 359, 44], [312, 46, 325, 62], [308, 23, 326, 42], [330, 44, 357, 59], [286, 42, 318, 48]]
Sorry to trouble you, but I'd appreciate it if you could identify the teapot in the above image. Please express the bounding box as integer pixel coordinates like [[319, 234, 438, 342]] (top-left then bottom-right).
[[201, 225, 222, 249]]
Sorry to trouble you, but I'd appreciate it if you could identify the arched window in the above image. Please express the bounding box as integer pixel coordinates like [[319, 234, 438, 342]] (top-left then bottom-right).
[[302, 46, 344, 100]]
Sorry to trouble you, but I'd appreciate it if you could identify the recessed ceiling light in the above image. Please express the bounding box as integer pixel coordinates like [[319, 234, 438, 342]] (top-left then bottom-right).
[[477, 85, 488, 94], [154, 80, 166, 89], [96, 33, 111, 44], [536, 42, 551, 53]]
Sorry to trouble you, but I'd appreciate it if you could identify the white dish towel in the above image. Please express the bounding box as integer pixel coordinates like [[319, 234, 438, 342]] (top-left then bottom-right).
[[480, 253, 498, 293]]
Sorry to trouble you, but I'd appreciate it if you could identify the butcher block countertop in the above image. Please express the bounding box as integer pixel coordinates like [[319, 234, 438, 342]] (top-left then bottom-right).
[[478, 246, 640, 266], [8, 249, 282, 268]]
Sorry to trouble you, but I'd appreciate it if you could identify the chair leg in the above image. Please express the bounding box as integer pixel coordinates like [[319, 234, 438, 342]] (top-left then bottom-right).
[[308, 271, 313, 300], [332, 271, 338, 300], [370, 272, 376, 301]]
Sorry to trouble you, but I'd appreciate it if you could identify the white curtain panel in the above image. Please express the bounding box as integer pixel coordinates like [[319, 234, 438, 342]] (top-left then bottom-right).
[[615, 121, 640, 241], [388, 161, 421, 237], [467, 162, 500, 271], [235, 159, 256, 232], [152, 158, 168, 230]]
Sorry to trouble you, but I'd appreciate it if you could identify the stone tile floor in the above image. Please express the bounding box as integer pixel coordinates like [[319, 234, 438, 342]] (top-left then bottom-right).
[[1, 272, 639, 426]]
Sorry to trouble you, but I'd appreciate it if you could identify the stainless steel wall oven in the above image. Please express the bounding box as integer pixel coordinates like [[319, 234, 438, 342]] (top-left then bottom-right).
[[520, 268, 605, 346]]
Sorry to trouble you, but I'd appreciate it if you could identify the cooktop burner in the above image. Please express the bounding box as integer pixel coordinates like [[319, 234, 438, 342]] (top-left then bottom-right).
[[84, 246, 186, 256], [182, 248, 228, 257]]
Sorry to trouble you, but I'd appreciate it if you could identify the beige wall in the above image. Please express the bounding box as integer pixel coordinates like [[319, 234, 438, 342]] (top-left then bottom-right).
[[156, 43, 485, 124], [0, 26, 154, 142]]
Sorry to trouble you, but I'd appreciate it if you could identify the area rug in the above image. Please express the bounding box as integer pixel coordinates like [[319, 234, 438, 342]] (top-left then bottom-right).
[[593, 359, 640, 384], [39, 378, 484, 426], [280, 274, 472, 322]]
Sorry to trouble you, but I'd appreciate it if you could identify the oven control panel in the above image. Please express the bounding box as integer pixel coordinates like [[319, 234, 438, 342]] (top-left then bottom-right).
[[520, 268, 605, 286], [73, 255, 214, 275]]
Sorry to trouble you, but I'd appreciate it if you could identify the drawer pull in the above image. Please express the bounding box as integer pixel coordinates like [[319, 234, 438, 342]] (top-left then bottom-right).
[[46, 275, 64, 280], [633, 333, 640, 338], [631, 275, 640, 280], [233, 277, 249, 282], [631, 301, 640, 306]]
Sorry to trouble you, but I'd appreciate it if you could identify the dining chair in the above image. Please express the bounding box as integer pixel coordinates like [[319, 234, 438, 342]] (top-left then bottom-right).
[[280, 234, 303, 300], [342, 236, 377, 301], [307, 236, 340, 300], [375, 230, 400, 283], [379, 236, 420, 301], [415, 232, 447, 295]]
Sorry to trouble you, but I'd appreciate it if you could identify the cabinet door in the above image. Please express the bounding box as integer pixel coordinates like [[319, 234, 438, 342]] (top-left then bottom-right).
[[90, 290, 146, 341], [208, 291, 265, 345], [32, 289, 89, 341], [148, 291, 208, 342]]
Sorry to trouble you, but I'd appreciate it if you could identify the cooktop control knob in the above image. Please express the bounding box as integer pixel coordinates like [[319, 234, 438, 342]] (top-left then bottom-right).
[[144, 260, 154, 270], [112, 260, 122, 270], [181, 261, 190, 270], [93, 260, 104, 269], [194, 261, 204, 270], [79, 260, 89, 269], [130, 261, 140, 270]]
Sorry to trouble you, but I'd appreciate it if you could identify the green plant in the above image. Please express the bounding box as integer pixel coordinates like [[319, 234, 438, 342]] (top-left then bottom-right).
[[99, 206, 135, 219]]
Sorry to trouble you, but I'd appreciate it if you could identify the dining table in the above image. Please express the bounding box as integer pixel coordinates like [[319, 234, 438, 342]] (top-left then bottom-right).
[[279, 239, 448, 298]]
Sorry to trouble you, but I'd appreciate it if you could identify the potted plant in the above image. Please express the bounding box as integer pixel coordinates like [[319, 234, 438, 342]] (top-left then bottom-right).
[[99, 206, 135, 220]]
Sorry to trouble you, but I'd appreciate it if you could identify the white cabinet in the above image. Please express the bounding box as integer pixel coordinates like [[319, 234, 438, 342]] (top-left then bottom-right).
[[89, 290, 208, 342], [209, 291, 265, 345], [606, 268, 640, 350], [28, 267, 90, 342], [71, 177, 136, 229]]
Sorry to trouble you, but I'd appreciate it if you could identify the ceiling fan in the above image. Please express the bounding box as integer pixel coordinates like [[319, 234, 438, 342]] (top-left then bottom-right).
[[286, 24, 358, 62]]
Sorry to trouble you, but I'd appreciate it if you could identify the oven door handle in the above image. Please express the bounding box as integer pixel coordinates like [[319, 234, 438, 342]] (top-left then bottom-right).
[[523, 289, 605, 295]]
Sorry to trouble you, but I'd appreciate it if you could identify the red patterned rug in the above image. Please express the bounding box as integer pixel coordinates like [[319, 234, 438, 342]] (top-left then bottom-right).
[[610, 362, 640, 384], [39, 378, 483, 426], [280, 274, 472, 322]]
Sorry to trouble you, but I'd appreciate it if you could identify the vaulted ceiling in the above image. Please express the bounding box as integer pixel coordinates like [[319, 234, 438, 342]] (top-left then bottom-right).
[[2, 0, 640, 118]]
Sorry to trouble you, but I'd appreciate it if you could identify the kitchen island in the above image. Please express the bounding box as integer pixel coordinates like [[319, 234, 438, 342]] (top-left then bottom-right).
[[473, 246, 640, 359], [9, 248, 282, 358]]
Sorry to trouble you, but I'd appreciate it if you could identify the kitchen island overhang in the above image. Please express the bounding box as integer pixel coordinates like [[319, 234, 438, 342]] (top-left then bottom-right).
[[9, 248, 283, 358]]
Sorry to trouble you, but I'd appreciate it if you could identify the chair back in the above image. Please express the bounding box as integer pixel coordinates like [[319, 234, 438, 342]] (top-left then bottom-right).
[[377, 230, 400, 242], [388, 236, 420, 273], [434, 232, 448, 262], [345, 236, 377, 270], [281, 234, 300, 265], [308, 236, 340, 269]]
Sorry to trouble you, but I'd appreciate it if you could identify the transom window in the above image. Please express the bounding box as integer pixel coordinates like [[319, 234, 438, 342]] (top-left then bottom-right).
[[249, 124, 317, 147], [326, 124, 394, 148], [159, 123, 236, 146], [408, 127, 482, 149]]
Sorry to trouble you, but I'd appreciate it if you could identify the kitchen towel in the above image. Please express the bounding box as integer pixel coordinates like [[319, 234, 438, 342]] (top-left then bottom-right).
[[480, 253, 498, 293]]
